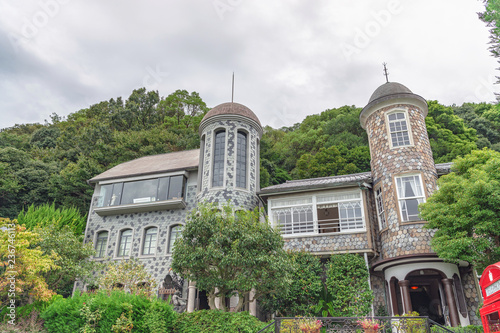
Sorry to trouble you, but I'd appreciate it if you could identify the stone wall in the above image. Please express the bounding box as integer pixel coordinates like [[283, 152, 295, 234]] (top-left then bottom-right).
[[283, 232, 370, 253], [462, 270, 482, 325]]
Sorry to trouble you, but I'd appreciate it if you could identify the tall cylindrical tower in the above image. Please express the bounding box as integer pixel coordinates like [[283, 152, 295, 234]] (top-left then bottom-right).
[[197, 102, 262, 210], [360, 82, 438, 259]]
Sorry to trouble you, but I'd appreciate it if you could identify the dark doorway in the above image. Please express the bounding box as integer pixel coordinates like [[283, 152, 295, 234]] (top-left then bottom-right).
[[406, 269, 446, 325], [196, 290, 210, 310]]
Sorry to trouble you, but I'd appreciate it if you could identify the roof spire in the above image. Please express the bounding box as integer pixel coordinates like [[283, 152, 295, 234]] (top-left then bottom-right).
[[231, 72, 235, 103], [383, 62, 389, 83]]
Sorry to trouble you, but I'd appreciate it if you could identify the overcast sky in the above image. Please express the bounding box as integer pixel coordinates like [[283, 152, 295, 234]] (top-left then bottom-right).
[[0, 1, 497, 130]]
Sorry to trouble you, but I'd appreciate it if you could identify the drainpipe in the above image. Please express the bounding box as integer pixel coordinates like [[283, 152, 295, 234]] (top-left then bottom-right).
[[364, 252, 375, 316]]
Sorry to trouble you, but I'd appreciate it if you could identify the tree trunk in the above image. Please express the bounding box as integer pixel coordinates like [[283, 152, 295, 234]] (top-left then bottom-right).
[[208, 291, 217, 310]]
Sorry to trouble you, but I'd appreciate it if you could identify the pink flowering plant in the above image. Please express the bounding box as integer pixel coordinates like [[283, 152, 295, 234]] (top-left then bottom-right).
[[299, 318, 323, 333], [357, 318, 385, 331]]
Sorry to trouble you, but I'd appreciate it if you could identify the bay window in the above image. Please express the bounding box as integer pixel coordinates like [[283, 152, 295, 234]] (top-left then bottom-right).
[[270, 190, 365, 236]]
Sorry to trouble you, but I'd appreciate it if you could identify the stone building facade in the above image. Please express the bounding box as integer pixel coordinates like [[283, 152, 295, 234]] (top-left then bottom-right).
[[79, 82, 481, 325]]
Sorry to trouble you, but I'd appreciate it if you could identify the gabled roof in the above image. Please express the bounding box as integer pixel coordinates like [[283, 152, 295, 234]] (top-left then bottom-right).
[[89, 149, 200, 183], [259, 162, 453, 196]]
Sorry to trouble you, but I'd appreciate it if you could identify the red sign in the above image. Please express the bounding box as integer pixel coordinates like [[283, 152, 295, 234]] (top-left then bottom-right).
[[480, 262, 500, 333]]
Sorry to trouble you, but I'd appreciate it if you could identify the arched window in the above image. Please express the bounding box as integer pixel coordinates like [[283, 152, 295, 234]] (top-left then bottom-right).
[[236, 131, 247, 188], [95, 230, 108, 258], [168, 225, 183, 253], [212, 130, 226, 187], [142, 227, 158, 255], [117, 229, 133, 257]]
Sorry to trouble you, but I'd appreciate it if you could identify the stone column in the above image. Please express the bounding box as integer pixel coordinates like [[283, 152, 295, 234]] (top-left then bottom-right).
[[249, 289, 257, 317], [187, 281, 196, 313], [398, 280, 413, 314], [442, 278, 460, 327]]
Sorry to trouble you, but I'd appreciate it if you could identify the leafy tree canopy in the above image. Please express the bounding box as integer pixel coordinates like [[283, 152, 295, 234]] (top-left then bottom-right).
[[171, 203, 292, 312], [420, 148, 500, 271]]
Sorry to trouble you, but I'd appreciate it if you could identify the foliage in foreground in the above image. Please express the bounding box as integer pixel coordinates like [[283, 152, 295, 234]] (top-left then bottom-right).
[[260, 251, 323, 317], [41, 290, 176, 333], [326, 254, 373, 317], [18, 203, 87, 236], [420, 148, 500, 271], [172, 203, 291, 312], [174, 310, 267, 333]]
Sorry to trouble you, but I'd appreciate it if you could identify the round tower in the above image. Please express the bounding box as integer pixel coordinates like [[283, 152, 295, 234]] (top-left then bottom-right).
[[197, 102, 262, 210], [360, 82, 438, 259]]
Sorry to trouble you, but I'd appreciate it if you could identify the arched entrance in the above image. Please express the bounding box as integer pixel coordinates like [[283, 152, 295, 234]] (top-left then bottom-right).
[[405, 269, 446, 324]]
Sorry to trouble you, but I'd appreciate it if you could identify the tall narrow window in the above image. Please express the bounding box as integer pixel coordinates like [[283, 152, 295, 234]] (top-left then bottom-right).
[[95, 231, 108, 258], [388, 112, 411, 147], [142, 227, 157, 255], [212, 130, 225, 187], [236, 131, 247, 188], [396, 175, 425, 222], [118, 229, 132, 257], [168, 225, 183, 253], [375, 188, 387, 229], [339, 202, 363, 231]]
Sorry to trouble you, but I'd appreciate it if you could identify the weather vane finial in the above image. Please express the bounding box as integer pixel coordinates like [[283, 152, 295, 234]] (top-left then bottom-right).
[[383, 62, 389, 83]]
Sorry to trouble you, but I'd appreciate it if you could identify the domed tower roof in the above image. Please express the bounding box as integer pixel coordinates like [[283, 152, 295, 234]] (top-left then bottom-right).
[[360, 81, 427, 129], [199, 102, 262, 135]]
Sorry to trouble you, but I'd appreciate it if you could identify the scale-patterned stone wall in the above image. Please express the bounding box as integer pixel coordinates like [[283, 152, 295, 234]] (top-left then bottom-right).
[[76, 184, 198, 291], [283, 233, 369, 253], [462, 270, 481, 325], [364, 104, 437, 259]]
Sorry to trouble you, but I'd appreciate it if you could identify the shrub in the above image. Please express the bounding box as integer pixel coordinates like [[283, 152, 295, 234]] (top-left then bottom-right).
[[41, 290, 176, 333], [174, 310, 267, 333]]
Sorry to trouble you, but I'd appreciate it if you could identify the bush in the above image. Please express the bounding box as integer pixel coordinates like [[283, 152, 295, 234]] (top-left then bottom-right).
[[430, 325, 484, 333], [41, 290, 176, 333], [174, 310, 267, 333]]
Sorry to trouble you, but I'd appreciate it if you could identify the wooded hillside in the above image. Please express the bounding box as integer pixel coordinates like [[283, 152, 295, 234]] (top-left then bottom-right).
[[1, 87, 498, 219]]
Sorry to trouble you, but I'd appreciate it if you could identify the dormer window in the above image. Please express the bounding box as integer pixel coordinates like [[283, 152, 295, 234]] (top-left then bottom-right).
[[236, 131, 247, 188], [212, 130, 226, 187], [388, 112, 411, 148]]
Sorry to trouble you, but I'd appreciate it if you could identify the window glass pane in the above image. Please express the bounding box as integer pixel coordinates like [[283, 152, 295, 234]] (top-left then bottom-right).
[[236, 132, 247, 188], [389, 112, 410, 147], [212, 130, 226, 187], [118, 229, 132, 257], [397, 175, 425, 222], [168, 225, 183, 253], [168, 176, 184, 200], [95, 231, 108, 258], [142, 227, 157, 255], [110, 183, 123, 206], [98, 184, 113, 207], [339, 202, 364, 230], [121, 179, 158, 205], [157, 177, 170, 201]]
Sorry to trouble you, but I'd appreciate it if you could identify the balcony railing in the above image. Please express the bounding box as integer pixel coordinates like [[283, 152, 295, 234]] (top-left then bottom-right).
[[279, 218, 365, 236]]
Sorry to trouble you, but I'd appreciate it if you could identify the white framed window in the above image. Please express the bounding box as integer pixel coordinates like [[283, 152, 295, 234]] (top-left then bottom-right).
[[95, 230, 109, 258], [212, 130, 226, 187], [375, 188, 386, 230], [387, 111, 411, 148], [396, 174, 425, 222], [269, 190, 365, 236], [236, 131, 248, 188], [117, 229, 133, 257], [168, 225, 183, 253], [142, 227, 158, 255]]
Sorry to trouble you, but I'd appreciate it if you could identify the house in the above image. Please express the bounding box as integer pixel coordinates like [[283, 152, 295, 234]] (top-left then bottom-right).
[[77, 81, 481, 326]]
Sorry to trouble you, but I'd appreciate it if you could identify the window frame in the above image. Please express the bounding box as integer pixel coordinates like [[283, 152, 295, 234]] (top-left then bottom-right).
[[386, 110, 413, 149], [94, 230, 110, 259], [269, 190, 366, 237], [167, 224, 184, 254], [394, 173, 426, 222], [212, 129, 227, 188], [375, 187, 387, 230], [140, 226, 158, 256], [235, 129, 249, 189], [116, 228, 134, 258]]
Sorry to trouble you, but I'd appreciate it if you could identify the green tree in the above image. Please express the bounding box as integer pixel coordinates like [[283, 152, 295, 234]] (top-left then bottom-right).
[[480, 0, 500, 100], [420, 148, 500, 272], [171, 203, 291, 312], [260, 251, 323, 317], [326, 254, 373, 317]]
